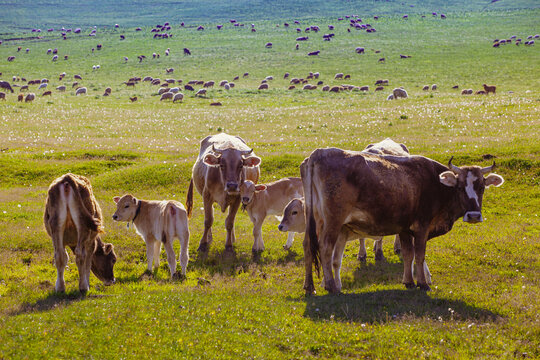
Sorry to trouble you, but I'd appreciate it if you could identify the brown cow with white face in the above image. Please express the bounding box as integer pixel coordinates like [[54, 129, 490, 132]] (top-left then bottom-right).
[[302, 150, 504, 295], [186, 133, 261, 252], [44, 173, 116, 293]]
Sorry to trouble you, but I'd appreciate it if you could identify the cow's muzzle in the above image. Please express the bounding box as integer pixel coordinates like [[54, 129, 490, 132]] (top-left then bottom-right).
[[463, 211, 483, 223], [278, 224, 286, 232], [225, 182, 240, 194], [112, 214, 118, 221]]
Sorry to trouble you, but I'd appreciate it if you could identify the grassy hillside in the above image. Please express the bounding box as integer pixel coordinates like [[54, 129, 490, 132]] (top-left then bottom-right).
[[0, 4, 539, 359], [0, 0, 539, 30]]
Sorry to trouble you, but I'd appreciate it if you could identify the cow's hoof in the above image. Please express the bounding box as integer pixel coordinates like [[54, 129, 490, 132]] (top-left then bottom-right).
[[374, 250, 385, 262], [172, 272, 186, 281], [417, 283, 431, 291], [357, 255, 367, 262], [79, 288, 88, 296], [197, 242, 209, 252], [404, 282, 416, 289]]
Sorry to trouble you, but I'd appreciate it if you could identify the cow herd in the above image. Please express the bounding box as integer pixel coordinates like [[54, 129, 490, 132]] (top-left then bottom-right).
[[44, 133, 504, 295]]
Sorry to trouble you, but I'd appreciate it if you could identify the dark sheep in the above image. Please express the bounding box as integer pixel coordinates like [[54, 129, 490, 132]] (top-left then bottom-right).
[[0, 81, 14, 93], [183, 48, 191, 55], [308, 50, 320, 56]]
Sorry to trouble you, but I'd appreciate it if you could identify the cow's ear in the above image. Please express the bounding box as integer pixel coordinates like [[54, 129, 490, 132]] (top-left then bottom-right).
[[439, 171, 458, 187], [113, 196, 120, 204], [485, 173, 504, 187], [103, 243, 114, 255], [255, 184, 267, 191], [243, 155, 261, 167], [204, 153, 220, 166]]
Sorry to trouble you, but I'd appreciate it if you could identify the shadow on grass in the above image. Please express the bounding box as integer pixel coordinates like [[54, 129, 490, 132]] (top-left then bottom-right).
[[342, 261, 404, 290], [296, 289, 501, 324], [9, 290, 110, 316]]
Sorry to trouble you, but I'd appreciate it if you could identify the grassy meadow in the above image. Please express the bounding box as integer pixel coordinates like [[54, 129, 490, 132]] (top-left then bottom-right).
[[0, 2, 539, 358]]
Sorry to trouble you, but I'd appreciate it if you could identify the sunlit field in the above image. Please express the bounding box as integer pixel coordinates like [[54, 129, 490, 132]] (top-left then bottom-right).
[[0, 2, 539, 358]]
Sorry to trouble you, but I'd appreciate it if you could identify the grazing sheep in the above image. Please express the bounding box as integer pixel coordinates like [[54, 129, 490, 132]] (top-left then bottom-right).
[[258, 83, 269, 90], [483, 84, 496, 94], [124, 57, 128, 62], [355, 47, 365, 54], [0, 92, 5, 100], [265, 42, 273, 48], [322, 85, 330, 91], [283, 73, 290, 79], [173, 93, 184, 102], [195, 89, 207, 96], [243, 72, 249, 78], [64, 55, 69, 60], [20, 85, 29, 91], [169, 87, 180, 94], [204, 81, 215, 88], [18, 94, 24, 102], [303, 84, 316, 90], [166, 68, 174, 73], [344, 74, 351, 79], [160, 92, 174, 101], [233, 76, 240, 81], [475, 90, 487, 95], [378, 57, 385, 63], [387, 94, 394, 100], [104, 87, 112, 94], [52, 55, 58, 61], [184, 85, 195, 91], [158, 87, 171, 95], [422, 85, 429, 91], [42, 91, 52, 96], [75, 87, 87, 95], [228, 82, 235, 88], [392, 88, 408, 99], [452, 85, 459, 89], [0, 81, 14, 93], [74, 74, 82, 80], [219, 80, 229, 86], [183, 48, 191, 55], [329, 86, 340, 92], [130, 96, 137, 102], [400, 54, 411, 59], [38, 83, 48, 90], [375, 86, 384, 91], [25, 93, 35, 102], [295, 43, 299, 50], [360, 86, 369, 91], [308, 50, 320, 56], [210, 102, 222, 106], [334, 73, 344, 79], [7, 56, 15, 62], [431, 84, 437, 91], [288, 85, 296, 90]]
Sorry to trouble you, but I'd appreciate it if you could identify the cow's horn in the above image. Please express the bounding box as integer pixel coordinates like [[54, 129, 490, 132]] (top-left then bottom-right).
[[212, 144, 223, 155], [240, 148, 253, 156], [480, 161, 495, 175], [448, 156, 461, 174]]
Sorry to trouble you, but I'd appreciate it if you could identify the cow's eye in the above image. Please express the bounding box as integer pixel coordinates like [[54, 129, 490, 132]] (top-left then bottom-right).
[[292, 211, 298, 215]]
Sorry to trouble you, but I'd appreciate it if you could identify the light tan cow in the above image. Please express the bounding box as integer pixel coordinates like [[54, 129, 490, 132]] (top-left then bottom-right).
[[240, 177, 303, 253], [112, 194, 189, 279], [44, 173, 117, 293]]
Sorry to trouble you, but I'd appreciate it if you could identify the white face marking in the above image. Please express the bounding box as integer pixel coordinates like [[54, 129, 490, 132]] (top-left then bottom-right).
[[465, 172, 479, 207]]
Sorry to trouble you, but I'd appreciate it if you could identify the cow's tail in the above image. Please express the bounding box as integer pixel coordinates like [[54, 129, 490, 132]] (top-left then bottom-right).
[[62, 175, 102, 233], [302, 155, 320, 277], [186, 178, 194, 219]]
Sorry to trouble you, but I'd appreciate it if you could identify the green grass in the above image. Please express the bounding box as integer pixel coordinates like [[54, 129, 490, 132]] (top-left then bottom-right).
[[0, 2, 539, 359]]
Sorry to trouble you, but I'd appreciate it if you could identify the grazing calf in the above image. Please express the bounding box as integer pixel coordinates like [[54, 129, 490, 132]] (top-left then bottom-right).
[[113, 195, 189, 278], [44, 174, 116, 293], [240, 178, 304, 252], [483, 84, 496, 94]]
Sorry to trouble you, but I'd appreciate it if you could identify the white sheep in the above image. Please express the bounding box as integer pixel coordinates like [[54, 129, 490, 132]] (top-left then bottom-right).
[[173, 93, 184, 102], [392, 88, 408, 99], [160, 92, 174, 101], [75, 87, 87, 95]]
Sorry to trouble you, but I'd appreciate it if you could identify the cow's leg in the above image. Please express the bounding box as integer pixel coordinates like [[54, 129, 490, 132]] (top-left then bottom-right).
[[144, 237, 155, 272], [394, 234, 401, 255], [153, 239, 161, 269], [54, 246, 69, 292], [424, 261, 432, 285], [332, 235, 347, 292], [302, 231, 315, 295], [284, 232, 295, 250], [251, 215, 265, 253], [373, 237, 385, 261], [357, 238, 367, 262], [198, 191, 214, 252], [413, 231, 430, 291], [399, 232, 415, 289], [320, 224, 340, 294], [162, 235, 177, 278], [76, 241, 92, 293], [49, 209, 68, 292], [224, 196, 241, 251], [178, 227, 190, 277]]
